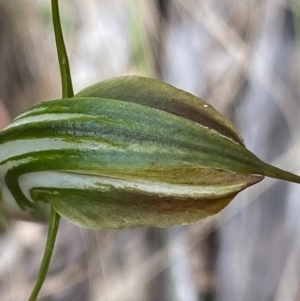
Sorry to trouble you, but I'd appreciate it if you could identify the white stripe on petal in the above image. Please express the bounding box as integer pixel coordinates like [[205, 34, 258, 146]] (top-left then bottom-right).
[[19, 171, 245, 204], [1, 183, 20, 210], [14, 106, 49, 119], [0, 138, 71, 165], [4, 113, 88, 130]]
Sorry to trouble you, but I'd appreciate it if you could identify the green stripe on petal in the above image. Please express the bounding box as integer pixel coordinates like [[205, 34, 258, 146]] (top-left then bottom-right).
[[1, 76, 300, 228]]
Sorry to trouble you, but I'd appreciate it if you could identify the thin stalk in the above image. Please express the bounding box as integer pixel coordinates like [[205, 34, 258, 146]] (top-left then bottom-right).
[[28, 208, 61, 301], [28, 1, 74, 300], [51, 0, 74, 98]]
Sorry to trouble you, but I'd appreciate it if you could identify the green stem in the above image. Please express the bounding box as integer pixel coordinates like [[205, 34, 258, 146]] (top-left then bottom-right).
[[28, 1, 74, 300], [28, 208, 61, 301], [51, 0, 74, 98]]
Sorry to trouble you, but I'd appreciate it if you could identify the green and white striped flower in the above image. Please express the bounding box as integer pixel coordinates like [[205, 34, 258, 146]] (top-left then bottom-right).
[[1, 76, 299, 228]]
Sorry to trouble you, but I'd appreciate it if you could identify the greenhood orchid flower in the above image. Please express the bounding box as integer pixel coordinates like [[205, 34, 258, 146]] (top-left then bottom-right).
[[1, 76, 299, 229]]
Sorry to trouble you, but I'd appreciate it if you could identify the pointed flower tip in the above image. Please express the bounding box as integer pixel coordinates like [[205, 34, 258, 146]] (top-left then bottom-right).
[[260, 162, 300, 185]]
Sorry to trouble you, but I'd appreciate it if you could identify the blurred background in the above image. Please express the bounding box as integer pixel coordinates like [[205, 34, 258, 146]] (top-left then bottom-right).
[[1, 0, 300, 300]]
